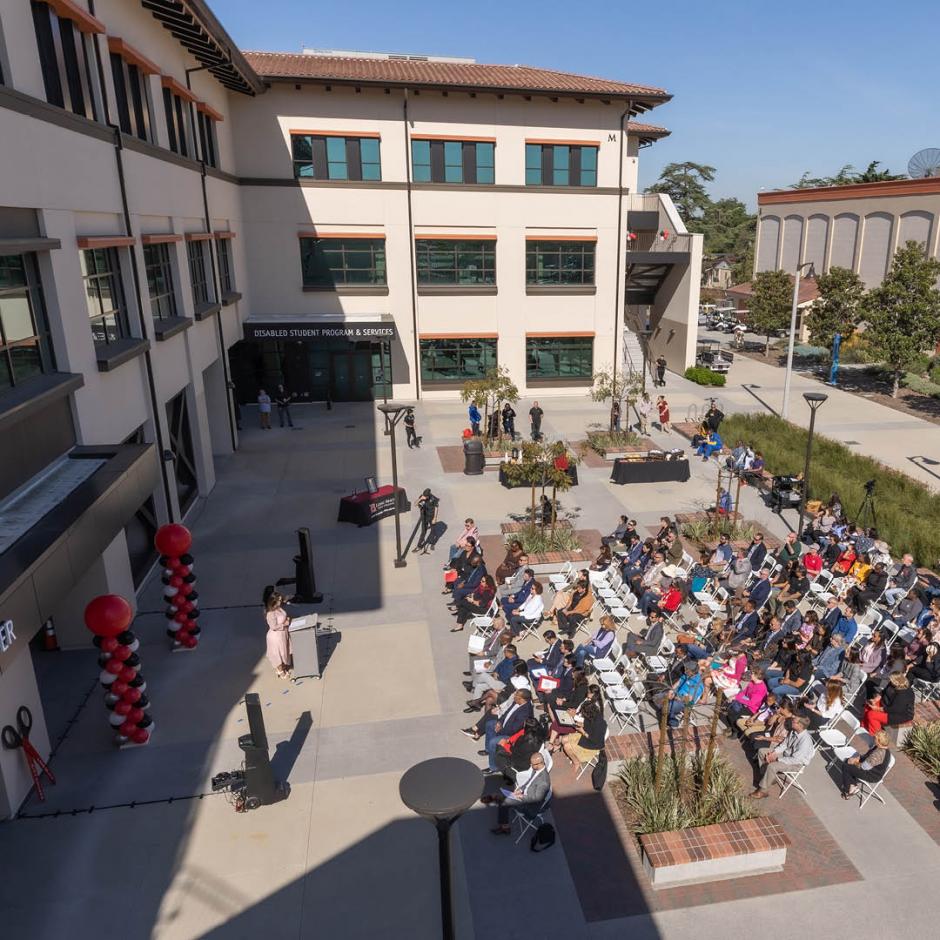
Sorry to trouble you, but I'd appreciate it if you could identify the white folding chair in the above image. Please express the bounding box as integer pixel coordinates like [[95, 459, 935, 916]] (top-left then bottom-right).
[[510, 789, 553, 844], [598, 571, 623, 601], [576, 729, 610, 780], [515, 614, 544, 644], [470, 599, 499, 636], [591, 639, 623, 675], [549, 561, 575, 592], [858, 752, 895, 808], [818, 712, 864, 763], [912, 677, 940, 702], [777, 752, 815, 798]]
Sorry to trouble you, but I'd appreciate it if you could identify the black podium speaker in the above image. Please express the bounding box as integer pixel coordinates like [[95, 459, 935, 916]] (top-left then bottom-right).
[[239, 693, 278, 807], [293, 527, 323, 604]]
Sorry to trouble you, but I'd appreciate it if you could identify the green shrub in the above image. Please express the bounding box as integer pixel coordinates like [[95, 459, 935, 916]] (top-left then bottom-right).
[[506, 523, 582, 555], [719, 413, 940, 566], [930, 364, 940, 386], [839, 332, 880, 364], [583, 428, 643, 457], [793, 344, 828, 361], [681, 518, 757, 544], [902, 722, 940, 777], [902, 372, 940, 399], [616, 752, 757, 834], [684, 366, 727, 386], [906, 353, 934, 376]]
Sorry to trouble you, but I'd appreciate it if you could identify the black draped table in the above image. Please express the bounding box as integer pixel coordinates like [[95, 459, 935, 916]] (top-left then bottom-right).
[[337, 485, 410, 526], [498, 463, 579, 488], [610, 458, 690, 485]]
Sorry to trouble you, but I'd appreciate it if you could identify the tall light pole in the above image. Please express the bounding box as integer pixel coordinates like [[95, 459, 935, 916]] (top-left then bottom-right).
[[795, 391, 828, 542], [781, 262, 815, 420], [377, 402, 413, 568]]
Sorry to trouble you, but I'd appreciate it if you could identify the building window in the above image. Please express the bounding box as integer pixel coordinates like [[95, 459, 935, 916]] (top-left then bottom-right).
[[0, 253, 56, 394], [299, 238, 386, 288], [420, 338, 497, 384], [526, 241, 596, 286], [526, 336, 594, 380], [411, 139, 495, 184], [197, 110, 219, 168], [525, 143, 597, 186], [31, 1, 99, 121], [291, 134, 381, 181], [80, 248, 129, 346], [110, 54, 152, 141], [163, 88, 192, 157], [415, 240, 496, 285], [187, 240, 213, 307], [143, 244, 177, 321], [217, 239, 234, 294]]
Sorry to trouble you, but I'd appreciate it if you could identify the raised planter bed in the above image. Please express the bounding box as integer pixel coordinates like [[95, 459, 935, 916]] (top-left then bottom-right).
[[500, 520, 572, 533], [639, 817, 790, 888]]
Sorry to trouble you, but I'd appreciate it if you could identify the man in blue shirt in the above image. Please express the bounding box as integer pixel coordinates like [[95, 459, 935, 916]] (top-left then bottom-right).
[[831, 610, 858, 646], [501, 568, 534, 619], [468, 402, 481, 435], [813, 635, 846, 680], [653, 661, 705, 727]]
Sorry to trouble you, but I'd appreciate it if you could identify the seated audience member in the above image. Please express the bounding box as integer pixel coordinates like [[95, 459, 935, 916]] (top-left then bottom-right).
[[602, 516, 633, 548], [500, 567, 534, 618], [831, 545, 858, 576], [772, 565, 809, 614], [846, 554, 873, 589], [497, 554, 530, 598], [821, 598, 843, 635], [590, 545, 613, 572], [484, 690, 534, 771], [464, 644, 520, 707], [508, 581, 545, 636], [637, 566, 680, 616], [709, 534, 734, 570], [862, 692, 889, 736], [490, 716, 544, 781], [447, 518, 479, 562], [489, 751, 550, 835], [904, 627, 933, 664], [830, 608, 859, 647], [751, 715, 814, 798], [741, 450, 766, 484], [906, 642, 940, 685], [494, 539, 524, 584], [725, 669, 768, 729], [721, 549, 752, 594], [820, 534, 842, 568], [555, 577, 594, 637], [884, 554, 918, 607], [775, 532, 800, 568], [452, 574, 497, 632], [847, 562, 888, 614], [766, 649, 813, 697], [651, 660, 705, 728], [630, 551, 667, 598], [840, 730, 892, 799], [813, 634, 846, 681], [834, 647, 867, 703], [526, 630, 564, 674], [442, 538, 480, 591], [574, 616, 616, 668], [892, 590, 923, 627], [624, 610, 665, 658], [745, 533, 768, 570], [801, 544, 823, 577], [804, 507, 836, 545], [728, 600, 761, 645], [880, 672, 915, 728], [804, 678, 845, 728], [547, 682, 598, 751], [662, 531, 684, 565], [539, 653, 577, 707], [707, 649, 749, 699], [450, 554, 486, 605], [858, 629, 888, 676], [561, 699, 607, 774], [740, 697, 794, 746], [654, 516, 676, 542], [548, 669, 590, 721]]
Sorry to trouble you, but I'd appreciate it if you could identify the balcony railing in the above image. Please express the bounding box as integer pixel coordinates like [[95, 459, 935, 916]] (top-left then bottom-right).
[[626, 231, 693, 253]]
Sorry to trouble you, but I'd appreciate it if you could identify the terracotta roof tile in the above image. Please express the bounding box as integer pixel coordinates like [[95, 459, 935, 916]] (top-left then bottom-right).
[[727, 276, 819, 305], [243, 51, 670, 103]]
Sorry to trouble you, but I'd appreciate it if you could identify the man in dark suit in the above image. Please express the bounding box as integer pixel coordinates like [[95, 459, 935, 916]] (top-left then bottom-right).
[[491, 751, 551, 835], [527, 630, 562, 673], [450, 555, 485, 605], [747, 569, 773, 611], [730, 600, 761, 645], [501, 569, 534, 619], [625, 611, 665, 658], [485, 690, 534, 771], [821, 597, 842, 635], [746, 534, 768, 571]]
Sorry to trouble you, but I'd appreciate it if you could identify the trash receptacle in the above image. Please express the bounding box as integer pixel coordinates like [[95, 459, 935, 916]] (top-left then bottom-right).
[[463, 437, 485, 475], [288, 614, 320, 678]]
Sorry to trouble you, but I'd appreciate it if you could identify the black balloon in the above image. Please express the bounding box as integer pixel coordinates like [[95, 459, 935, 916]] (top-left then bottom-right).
[[180, 554, 194, 565]]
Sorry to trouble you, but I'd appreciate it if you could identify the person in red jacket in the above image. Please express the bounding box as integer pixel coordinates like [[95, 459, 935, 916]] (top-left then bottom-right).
[[861, 692, 888, 736]]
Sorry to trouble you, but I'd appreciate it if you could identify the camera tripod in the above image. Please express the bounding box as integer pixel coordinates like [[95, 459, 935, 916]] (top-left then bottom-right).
[[855, 491, 877, 528]]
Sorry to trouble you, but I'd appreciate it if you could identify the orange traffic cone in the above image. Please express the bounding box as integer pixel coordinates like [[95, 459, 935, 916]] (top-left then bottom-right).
[[42, 620, 59, 652]]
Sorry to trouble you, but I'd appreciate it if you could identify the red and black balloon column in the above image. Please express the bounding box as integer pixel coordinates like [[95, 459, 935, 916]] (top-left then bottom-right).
[[84, 594, 154, 747], [155, 523, 200, 650]]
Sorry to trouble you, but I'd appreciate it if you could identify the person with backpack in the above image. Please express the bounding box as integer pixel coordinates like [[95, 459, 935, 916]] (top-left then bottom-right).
[[490, 751, 551, 836], [468, 402, 482, 436], [403, 407, 420, 448], [413, 488, 440, 554]]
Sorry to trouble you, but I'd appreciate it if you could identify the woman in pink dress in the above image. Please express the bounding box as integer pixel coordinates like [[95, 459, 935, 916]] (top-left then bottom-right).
[[265, 592, 293, 679]]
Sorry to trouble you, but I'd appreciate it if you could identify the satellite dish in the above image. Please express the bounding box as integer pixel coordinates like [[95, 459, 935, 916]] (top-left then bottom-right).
[[908, 148, 940, 178]]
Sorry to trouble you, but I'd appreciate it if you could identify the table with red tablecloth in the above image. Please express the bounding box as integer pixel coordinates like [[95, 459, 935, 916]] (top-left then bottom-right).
[[337, 486, 410, 526]]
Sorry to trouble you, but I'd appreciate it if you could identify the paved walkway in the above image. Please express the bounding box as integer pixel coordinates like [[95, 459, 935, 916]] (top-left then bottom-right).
[[2, 391, 939, 939]]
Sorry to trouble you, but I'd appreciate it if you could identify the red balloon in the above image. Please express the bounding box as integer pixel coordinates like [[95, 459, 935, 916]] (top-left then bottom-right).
[[123, 688, 142, 704], [112, 645, 132, 661], [170, 576, 183, 589], [179, 584, 192, 596], [112, 680, 129, 697], [105, 659, 124, 675], [120, 666, 136, 681], [129, 708, 144, 724], [114, 701, 132, 716], [119, 720, 136, 736], [132, 729, 150, 744], [84, 595, 133, 638], [155, 524, 192, 557], [101, 637, 119, 653]]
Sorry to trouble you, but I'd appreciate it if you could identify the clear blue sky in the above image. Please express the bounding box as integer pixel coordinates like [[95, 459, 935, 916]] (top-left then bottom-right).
[[212, 0, 940, 208]]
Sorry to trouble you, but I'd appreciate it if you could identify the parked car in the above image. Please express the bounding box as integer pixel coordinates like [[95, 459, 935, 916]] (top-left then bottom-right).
[[695, 339, 734, 374]]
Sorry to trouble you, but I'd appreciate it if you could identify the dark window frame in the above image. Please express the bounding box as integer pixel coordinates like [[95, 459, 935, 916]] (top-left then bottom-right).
[[419, 337, 498, 385], [411, 139, 495, 185], [31, 1, 98, 121], [164, 88, 192, 157], [197, 110, 218, 168], [299, 237, 387, 288], [216, 238, 234, 293], [291, 134, 382, 181], [524, 143, 598, 187], [415, 240, 496, 285], [110, 52, 152, 141], [525, 240, 596, 286], [525, 336, 594, 380], [0, 253, 56, 395], [80, 247, 130, 347], [186, 239, 213, 307], [143, 243, 178, 321]]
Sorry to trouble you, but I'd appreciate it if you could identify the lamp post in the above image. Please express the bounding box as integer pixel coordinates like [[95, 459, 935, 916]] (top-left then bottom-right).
[[377, 402, 414, 568], [781, 262, 815, 420], [795, 391, 827, 542], [400, 757, 484, 940]]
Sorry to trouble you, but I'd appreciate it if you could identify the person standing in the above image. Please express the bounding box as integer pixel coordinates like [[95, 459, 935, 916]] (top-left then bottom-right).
[[529, 401, 544, 441], [636, 393, 652, 435], [274, 384, 294, 428], [257, 389, 272, 429], [414, 488, 440, 554], [611, 399, 621, 432], [657, 395, 671, 432], [501, 402, 516, 440], [264, 592, 293, 679], [468, 402, 482, 436], [655, 355, 667, 387], [403, 407, 419, 448]]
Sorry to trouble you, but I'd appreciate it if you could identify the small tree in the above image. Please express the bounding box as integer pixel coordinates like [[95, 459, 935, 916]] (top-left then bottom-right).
[[591, 366, 643, 431], [544, 442, 580, 537], [863, 241, 940, 397], [748, 269, 793, 354], [807, 266, 865, 353], [500, 441, 548, 525], [460, 366, 519, 442]]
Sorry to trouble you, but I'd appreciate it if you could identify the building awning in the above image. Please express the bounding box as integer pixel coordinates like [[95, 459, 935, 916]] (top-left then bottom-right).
[[242, 314, 396, 341]]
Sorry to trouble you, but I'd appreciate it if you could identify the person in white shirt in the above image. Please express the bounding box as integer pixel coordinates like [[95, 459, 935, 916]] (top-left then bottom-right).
[[804, 678, 844, 728], [752, 715, 815, 797], [509, 582, 545, 636]]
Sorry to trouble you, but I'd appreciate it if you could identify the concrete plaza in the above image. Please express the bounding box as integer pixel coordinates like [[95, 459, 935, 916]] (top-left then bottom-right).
[[2, 356, 939, 939]]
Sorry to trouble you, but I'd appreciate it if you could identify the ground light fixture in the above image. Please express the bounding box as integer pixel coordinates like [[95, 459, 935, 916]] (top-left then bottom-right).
[[782, 262, 816, 420], [795, 391, 828, 542], [377, 402, 415, 568], [399, 757, 484, 940]]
